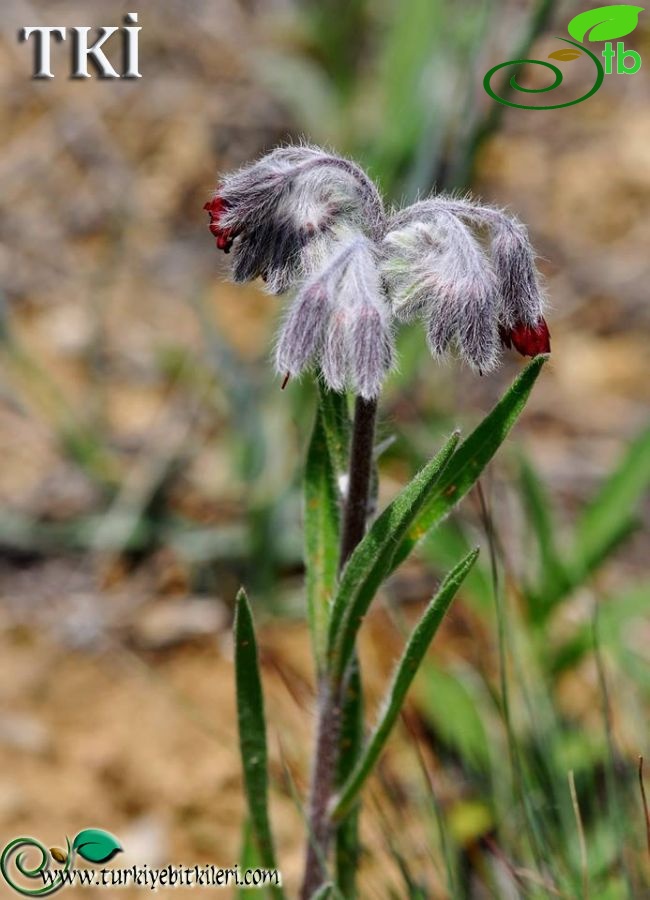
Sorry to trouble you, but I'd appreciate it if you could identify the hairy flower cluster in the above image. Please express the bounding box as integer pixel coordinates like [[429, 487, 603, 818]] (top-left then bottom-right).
[[205, 145, 549, 398]]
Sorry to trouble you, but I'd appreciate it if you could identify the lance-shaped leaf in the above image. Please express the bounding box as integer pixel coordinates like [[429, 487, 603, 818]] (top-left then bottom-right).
[[305, 408, 341, 673], [331, 549, 479, 821], [327, 431, 461, 683], [390, 355, 547, 573], [318, 383, 350, 477], [568, 5, 644, 43], [518, 454, 571, 621], [234, 589, 284, 897]]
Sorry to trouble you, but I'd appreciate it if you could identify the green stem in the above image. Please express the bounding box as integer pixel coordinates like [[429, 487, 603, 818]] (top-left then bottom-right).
[[300, 395, 377, 899]]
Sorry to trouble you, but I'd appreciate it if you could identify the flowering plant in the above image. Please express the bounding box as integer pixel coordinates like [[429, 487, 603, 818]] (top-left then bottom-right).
[[205, 145, 549, 897]]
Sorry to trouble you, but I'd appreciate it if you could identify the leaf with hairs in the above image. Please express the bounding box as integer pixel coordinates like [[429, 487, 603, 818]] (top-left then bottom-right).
[[332, 549, 478, 820], [234, 590, 284, 898], [305, 408, 341, 673], [318, 383, 350, 477], [390, 355, 547, 572], [327, 431, 461, 682]]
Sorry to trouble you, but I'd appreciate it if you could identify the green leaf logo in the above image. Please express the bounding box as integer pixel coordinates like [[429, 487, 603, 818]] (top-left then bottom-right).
[[72, 829, 122, 864], [568, 5, 644, 42]]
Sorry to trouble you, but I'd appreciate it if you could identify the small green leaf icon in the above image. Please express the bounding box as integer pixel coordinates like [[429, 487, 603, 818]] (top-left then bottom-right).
[[72, 829, 122, 864], [548, 48, 583, 61], [568, 5, 644, 43]]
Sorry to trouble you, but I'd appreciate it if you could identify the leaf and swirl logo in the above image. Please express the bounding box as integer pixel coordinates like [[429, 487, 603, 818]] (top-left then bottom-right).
[[484, 4, 644, 110], [0, 829, 122, 896]]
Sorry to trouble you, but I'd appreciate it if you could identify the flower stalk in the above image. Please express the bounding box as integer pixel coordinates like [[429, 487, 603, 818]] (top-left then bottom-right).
[[301, 393, 378, 897], [339, 396, 378, 570]]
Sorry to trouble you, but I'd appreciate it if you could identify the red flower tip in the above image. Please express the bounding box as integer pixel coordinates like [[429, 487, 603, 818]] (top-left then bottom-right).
[[501, 317, 550, 357], [204, 196, 238, 253]]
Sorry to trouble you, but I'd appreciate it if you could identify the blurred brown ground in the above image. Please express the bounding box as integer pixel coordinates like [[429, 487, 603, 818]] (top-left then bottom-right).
[[0, 1, 648, 896]]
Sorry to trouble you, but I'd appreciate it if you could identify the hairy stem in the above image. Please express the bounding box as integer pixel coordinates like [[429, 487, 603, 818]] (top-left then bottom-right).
[[300, 395, 378, 898], [339, 396, 378, 569]]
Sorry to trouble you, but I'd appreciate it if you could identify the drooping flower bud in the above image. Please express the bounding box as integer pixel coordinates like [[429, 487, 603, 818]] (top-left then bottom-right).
[[275, 237, 394, 399], [382, 196, 549, 370], [208, 145, 384, 295], [500, 317, 551, 356]]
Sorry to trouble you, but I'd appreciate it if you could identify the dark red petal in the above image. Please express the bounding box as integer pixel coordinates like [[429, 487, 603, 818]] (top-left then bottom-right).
[[503, 317, 551, 357], [204, 195, 238, 253], [204, 196, 228, 222]]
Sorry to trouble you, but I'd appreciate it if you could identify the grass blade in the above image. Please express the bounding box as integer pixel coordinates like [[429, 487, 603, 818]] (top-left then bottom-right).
[[390, 355, 548, 572], [518, 454, 571, 621], [519, 454, 565, 580], [367, 0, 443, 194], [572, 425, 650, 576], [415, 662, 491, 769], [332, 549, 479, 821], [305, 408, 341, 673], [234, 589, 284, 897], [639, 757, 650, 857], [568, 770, 589, 899], [327, 431, 461, 682]]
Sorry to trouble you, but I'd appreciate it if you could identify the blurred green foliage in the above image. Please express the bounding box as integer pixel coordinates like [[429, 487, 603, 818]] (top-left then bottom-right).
[[256, 0, 557, 197]]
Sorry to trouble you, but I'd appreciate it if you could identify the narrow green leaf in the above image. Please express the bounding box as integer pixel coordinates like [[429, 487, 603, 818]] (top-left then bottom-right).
[[305, 409, 341, 673], [391, 355, 547, 572], [234, 589, 284, 897], [523, 425, 649, 619], [518, 454, 570, 619], [519, 454, 562, 573], [532, 516, 637, 624], [551, 580, 650, 675], [368, 0, 443, 191], [327, 431, 461, 682], [335, 657, 364, 897], [415, 663, 491, 768], [318, 383, 351, 477], [237, 821, 261, 898], [572, 425, 650, 577], [332, 549, 479, 821]]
